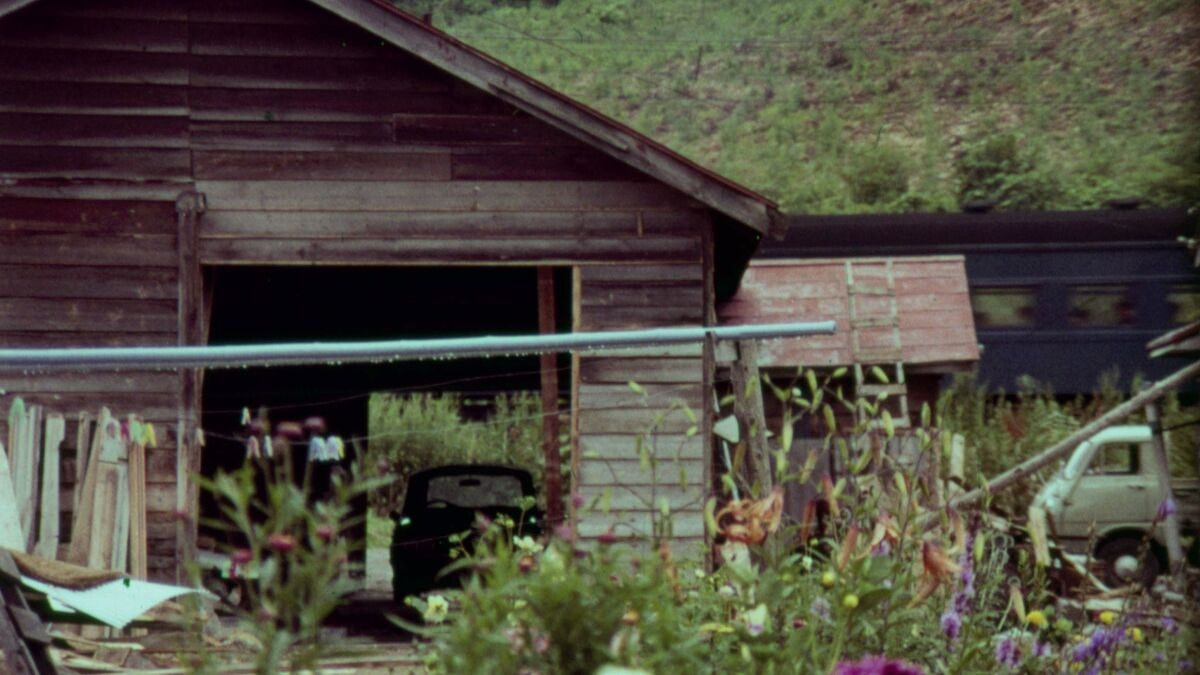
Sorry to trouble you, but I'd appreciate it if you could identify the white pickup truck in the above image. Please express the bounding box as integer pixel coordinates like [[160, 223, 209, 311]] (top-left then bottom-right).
[[1032, 425, 1199, 586]]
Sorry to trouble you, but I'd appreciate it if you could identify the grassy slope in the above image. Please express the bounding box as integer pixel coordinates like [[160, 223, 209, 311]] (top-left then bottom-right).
[[420, 0, 1199, 214]]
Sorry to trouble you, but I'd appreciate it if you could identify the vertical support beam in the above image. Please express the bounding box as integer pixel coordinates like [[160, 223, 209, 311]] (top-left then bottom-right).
[[1144, 399, 1185, 583], [568, 267, 583, 532], [175, 191, 205, 583], [700, 218, 716, 555], [537, 267, 563, 529], [731, 339, 771, 493]]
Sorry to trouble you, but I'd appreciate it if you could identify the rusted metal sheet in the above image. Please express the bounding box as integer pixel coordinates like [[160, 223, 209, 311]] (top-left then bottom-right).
[[719, 256, 981, 369]]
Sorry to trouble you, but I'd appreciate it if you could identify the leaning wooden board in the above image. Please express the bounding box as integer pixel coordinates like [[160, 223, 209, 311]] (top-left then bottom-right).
[[0, 441, 24, 550], [66, 407, 111, 567], [33, 413, 65, 560]]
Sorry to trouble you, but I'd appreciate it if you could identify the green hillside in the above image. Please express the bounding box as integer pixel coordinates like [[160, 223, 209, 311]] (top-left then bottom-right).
[[401, 0, 1199, 214]]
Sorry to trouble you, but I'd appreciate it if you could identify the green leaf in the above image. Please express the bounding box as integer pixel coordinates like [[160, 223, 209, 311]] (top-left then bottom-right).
[[882, 410, 895, 439], [871, 366, 889, 384], [822, 404, 837, 433], [627, 380, 645, 395]]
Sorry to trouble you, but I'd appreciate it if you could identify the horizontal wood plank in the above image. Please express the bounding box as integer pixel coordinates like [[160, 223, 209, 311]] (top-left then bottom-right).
[[200, 210, 695, 238], [581, 286, 703, 309], [0, 264, 176, 299], [579, 456, 705, 488], [189, 54, 449, 92], [580, 264, 704, 283], [580, 358, 702, 384], [579, 434, 705, 460], [0, 198, 177, 232], [0, 371, 178, 394], [577, 484, 704, 511], [190, 120, 399, 153], [0, 113, 189, 148], [35, 0, 189, 21], [451, 146, 647, 181], [0, 16, 187, 53], [0, 331, 176, 348], [199, 236, 700, 265], [0, 233, 176, 266], [0, 146, 191, 180], [578, 408, 697, 435], [193, 150, 451, 181], [188, 20, 406, 59], [576, 510, 705, 538], [0, 297, 177, 333], [187, 86, 507, 122], [578, 382, 705, 409], [0, 184, 189, 202], [393, 113, 579, 146], [0, 48, 189, 85], [0, 81, 188, 116], [197, 180, 698, 212]]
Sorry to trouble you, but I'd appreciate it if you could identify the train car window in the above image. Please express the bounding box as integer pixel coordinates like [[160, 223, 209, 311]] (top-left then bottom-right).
[[1167, 284, 1200, 325], [1067, 285, 1136, 327], [970, 287, 1035, 328]]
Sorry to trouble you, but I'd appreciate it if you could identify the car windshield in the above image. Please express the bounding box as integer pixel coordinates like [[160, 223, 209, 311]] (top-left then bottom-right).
[[424, 473, 526, 509]]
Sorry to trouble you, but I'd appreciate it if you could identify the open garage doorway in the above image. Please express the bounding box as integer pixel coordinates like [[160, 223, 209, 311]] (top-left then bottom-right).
[[199, 265, 572, 575]]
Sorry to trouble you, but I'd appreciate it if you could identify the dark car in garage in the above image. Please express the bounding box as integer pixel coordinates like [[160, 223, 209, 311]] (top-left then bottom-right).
[[390, 464, 542, 602]]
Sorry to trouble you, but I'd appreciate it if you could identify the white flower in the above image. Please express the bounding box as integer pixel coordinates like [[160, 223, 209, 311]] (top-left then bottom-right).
[[513, 535, 542, 555], [423, 594, 450, 624], [743, 603, 769, 637]]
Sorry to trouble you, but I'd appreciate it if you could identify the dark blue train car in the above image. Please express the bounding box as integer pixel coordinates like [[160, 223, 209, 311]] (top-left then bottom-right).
[[761, 207, 1198, 396]]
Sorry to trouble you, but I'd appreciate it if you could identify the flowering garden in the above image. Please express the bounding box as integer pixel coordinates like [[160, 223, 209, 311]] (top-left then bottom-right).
[[399, 373, 1198, 674], [197, 372, 1198, 673]]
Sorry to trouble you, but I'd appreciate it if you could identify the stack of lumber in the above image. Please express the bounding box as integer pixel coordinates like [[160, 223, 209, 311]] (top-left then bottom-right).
[[1, 399, 153, 581]]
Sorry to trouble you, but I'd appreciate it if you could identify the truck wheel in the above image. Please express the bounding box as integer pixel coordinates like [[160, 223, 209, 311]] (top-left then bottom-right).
[[1095, 537, 1160, 588]]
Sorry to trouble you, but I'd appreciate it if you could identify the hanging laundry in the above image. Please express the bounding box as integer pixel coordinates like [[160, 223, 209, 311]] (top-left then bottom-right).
[[263, 435, 274, 459], [308, 436, 328, 463], [245, 436, 261, 460], [327, 436, 346, 461]]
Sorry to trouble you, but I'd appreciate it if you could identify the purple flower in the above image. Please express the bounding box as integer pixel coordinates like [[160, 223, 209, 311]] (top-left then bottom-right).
[[1157, 497, 1177, 521], [833, 656, 924, 675], [1162, 616, 1180, 634], [871, 539, 892, 556], [995, 637, 1022, 668], [940, 610, 962, 641], [1181, 658, 1193, 672]]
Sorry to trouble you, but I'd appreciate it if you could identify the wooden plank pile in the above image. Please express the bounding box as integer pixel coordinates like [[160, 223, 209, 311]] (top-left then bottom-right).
[[1, 398, 153, 580]]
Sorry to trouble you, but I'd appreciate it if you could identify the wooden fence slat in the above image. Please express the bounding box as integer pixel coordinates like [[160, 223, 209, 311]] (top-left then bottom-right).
[[33, 413, 64, 560]]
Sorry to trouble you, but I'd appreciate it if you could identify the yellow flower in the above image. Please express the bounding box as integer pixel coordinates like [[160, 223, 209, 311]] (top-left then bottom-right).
[[842, 593, 859, 610], [1127, 627, 1144, 642], [1026, 610, 1048, 629], [821, 571, 837, 588], [1098, 610, 1117, 626]]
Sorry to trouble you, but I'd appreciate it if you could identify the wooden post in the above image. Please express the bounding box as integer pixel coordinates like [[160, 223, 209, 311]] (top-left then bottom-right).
[[537, 267, 563, 529], [1144, 398, 1186, 583], [730, 339, 772, 493], [568, 267, 583, 533], [175, 191, 205, 583]]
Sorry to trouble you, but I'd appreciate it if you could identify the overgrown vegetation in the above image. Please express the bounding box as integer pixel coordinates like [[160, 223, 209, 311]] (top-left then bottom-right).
[[364, 392, 561, 517], [937, 371, 1200, 515], [397, 0, 1200, 213], [405, 373, 1198, 673]]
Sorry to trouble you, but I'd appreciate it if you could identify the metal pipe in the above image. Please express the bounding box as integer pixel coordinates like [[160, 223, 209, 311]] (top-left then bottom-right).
[[0, 321, 836, 371]]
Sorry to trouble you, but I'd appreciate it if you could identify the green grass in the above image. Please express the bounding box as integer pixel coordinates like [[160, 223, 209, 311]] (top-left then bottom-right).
[[402, 0, 1200, 213], [367, 510, 394, 549]]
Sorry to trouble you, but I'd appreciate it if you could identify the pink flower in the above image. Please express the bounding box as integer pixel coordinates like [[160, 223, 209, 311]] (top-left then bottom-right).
[[597, 530, 618, 545], [267, 533, 296, 553], [835, 656, 924, 675], [315, 525, 336, 542]]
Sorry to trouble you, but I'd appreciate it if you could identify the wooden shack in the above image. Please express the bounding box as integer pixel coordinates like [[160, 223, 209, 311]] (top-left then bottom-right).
[[0, 0, 779, 579], [718, 256, 979, 425]]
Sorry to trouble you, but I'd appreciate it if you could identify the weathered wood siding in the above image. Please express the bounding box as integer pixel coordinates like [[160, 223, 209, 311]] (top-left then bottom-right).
[[575, 264, 708, 554], [0, 0, 719, 573]]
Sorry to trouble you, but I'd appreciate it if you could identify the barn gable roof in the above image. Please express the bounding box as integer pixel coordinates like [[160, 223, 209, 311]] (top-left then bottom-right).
[[0, 0, 779, 237]]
